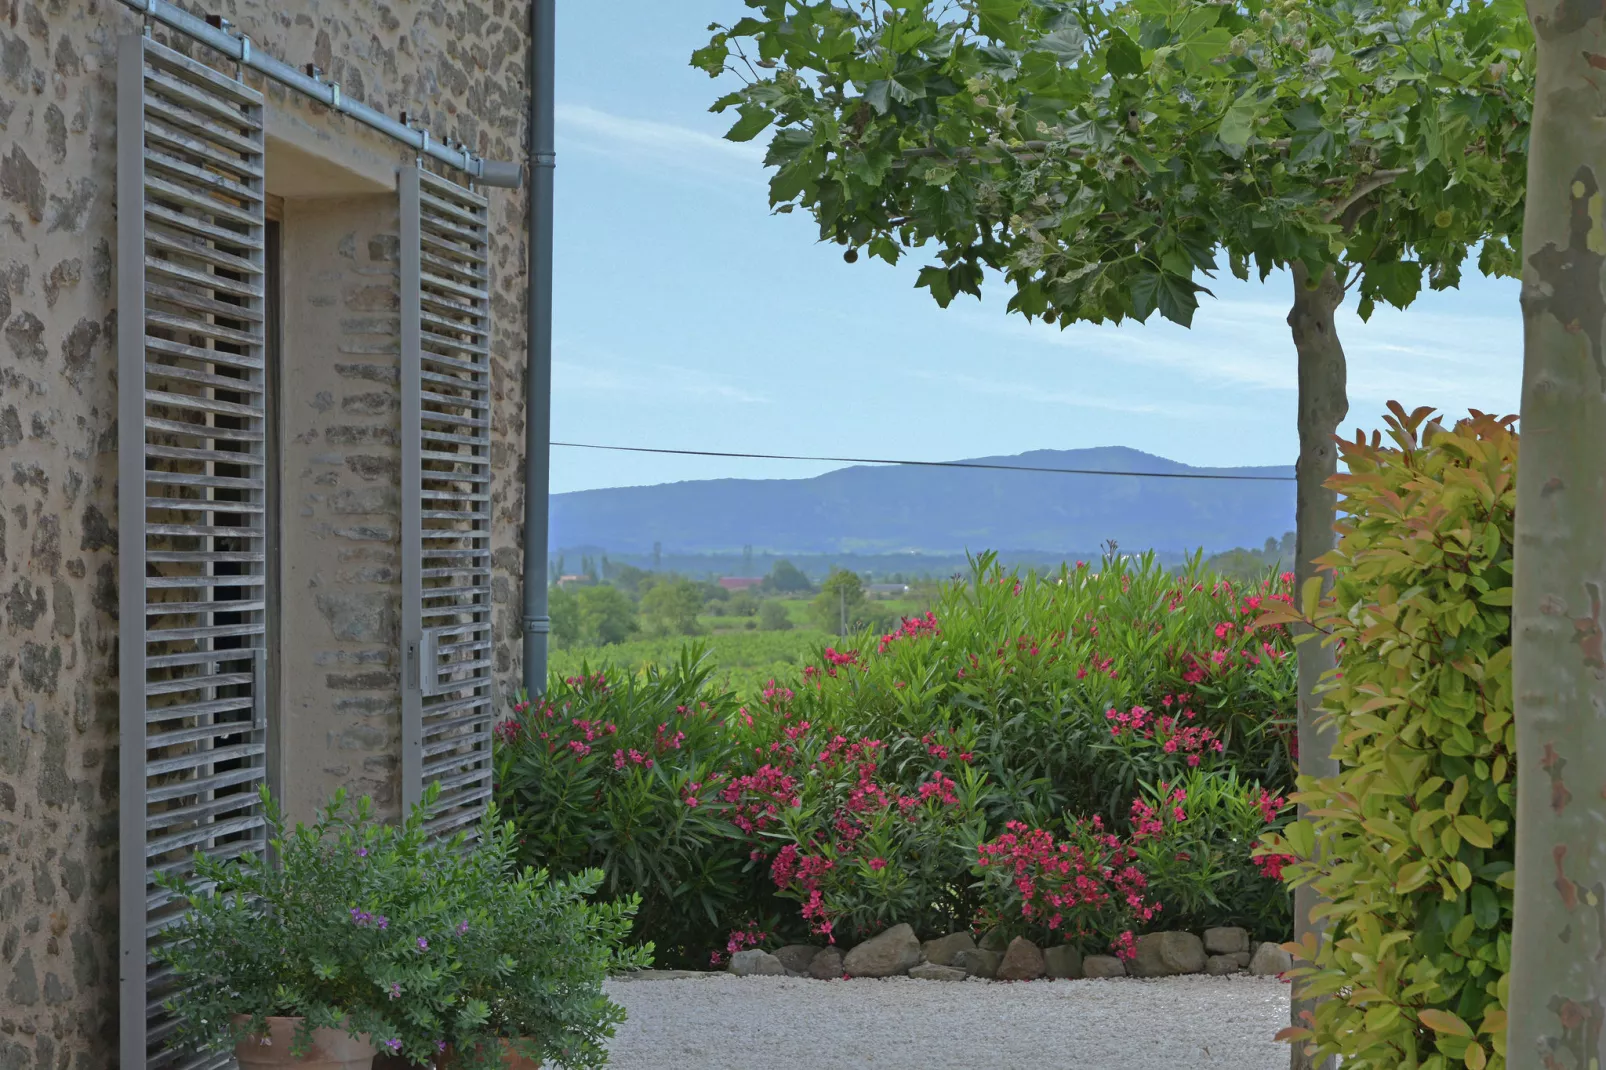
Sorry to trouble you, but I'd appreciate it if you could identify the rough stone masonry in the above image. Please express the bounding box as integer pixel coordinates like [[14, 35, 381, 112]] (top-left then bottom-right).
[[0, 1, 533, 1065]]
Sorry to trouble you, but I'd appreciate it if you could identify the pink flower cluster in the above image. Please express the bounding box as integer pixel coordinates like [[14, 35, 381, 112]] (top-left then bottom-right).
[[1159, 721, 1223, 766], [916, 771, 960, 807], [1254, 853, 1295, 880], [719, 764, 801, 835], [975, 819, 1158, 958], [709, 920, 769, 967], [563, 671, 610, 692], [1129, 785, 1187, 840], [771, 845, 839, 939], [877, 612, 940, 654], [761, 679, 796, 708], [612, 748, 653, 771], [1254, 788, 1287, 825]]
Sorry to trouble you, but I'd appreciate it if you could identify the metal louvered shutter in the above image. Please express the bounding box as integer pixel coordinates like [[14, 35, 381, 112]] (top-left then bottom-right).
[[399, 166, 495, 837], [117, 33, 269, 1070]]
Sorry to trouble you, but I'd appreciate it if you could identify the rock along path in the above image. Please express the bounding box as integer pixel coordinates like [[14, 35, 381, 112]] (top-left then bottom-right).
[[603, 973, 1290, 1070]]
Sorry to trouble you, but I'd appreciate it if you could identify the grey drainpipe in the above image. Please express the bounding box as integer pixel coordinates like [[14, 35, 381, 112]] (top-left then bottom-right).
[[523, 0, 555, 696]]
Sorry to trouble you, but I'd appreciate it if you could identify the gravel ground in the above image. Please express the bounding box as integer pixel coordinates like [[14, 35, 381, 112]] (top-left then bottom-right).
[[603, 973, 1290, 1070]]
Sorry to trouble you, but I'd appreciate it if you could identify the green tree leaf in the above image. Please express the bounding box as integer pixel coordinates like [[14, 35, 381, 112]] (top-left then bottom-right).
[[1218, 89, 1261, 149], [1105, 31, 1144, 77], [724, 104, 774, 143], [1035, 26, 1087, 64]]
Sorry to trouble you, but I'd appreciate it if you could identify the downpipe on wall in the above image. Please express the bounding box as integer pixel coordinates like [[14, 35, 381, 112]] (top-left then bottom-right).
[[522, 0, 555, 696]]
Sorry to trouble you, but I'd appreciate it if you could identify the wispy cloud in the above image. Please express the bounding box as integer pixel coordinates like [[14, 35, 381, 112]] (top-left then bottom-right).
[[912, 369, 1219, 419], [555, 103, 766, 183], [932, 275, 1522, 415], [944, 302, 1296, 392], [554, 356, 770, 405]]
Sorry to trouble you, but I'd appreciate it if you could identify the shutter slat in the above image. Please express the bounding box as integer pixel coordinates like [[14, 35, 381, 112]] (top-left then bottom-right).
[[147, 360, 266, 393], [145, 224, 263, 272], [145, 742, 266, 778], [144, 767, 266, 807], [146, 254, 264, 298], [142, 417, 264, 444], [145, 444, 266, 468], [146, 597, 267, 613], [146, 309, 262, 348], [144, 332, 264, 370], [147, 280, 266, 323], [146, 672, 255, 696], [144, 695, 258, 722], [143, 117, 264, 179]]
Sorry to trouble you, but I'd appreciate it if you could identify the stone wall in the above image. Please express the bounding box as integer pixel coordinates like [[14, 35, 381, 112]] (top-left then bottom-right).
[[278, 194, 406, 827], [0, 0, 532, 1064]]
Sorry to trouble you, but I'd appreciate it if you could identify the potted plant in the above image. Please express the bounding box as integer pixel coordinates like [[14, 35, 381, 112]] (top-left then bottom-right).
[[154, 785, 494, 1067], [408, 808, 653, 1069]]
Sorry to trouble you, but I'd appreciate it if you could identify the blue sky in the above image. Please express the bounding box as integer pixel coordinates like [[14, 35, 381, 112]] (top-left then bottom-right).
[[548, 2, 1523, 495]]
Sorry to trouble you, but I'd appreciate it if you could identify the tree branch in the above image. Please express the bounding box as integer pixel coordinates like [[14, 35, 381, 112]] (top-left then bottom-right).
[[1323, 169, 1407, 224], [899, 140, 1065, 160]]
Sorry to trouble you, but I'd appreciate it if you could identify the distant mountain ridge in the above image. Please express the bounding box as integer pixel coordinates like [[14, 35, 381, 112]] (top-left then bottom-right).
[[550, 446, 1295, 556]]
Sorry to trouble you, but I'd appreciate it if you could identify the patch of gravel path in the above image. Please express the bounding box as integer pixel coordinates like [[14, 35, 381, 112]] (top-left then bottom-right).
[[603, 973, 1289, 1070]]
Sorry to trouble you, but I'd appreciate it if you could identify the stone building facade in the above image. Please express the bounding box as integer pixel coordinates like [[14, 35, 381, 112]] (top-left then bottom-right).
[[0, 0, 533, 1065]]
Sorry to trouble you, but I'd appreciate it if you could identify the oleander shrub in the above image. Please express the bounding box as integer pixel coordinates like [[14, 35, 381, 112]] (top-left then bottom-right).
[[491, 649, 790, 967], [1258, 405, 1515, 1069], [497, 553, 1300, 966]]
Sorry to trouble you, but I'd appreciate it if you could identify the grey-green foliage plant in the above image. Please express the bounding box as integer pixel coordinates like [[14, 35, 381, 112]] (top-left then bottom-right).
[[154, 785, 648, 1069], [154, 786, 484, 1060], [438, 818, 652, 1070]]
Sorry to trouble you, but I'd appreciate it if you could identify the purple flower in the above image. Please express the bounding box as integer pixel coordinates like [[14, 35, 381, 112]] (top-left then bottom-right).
[[437, 1041, 447, 1053], [389, 982, 402, 1000], [385, 1039, 402, 1052], [357, 848, 369, 858], [417, 937, 429, 951], [377, 916, 389, 930], [456, 920, 469, 936]]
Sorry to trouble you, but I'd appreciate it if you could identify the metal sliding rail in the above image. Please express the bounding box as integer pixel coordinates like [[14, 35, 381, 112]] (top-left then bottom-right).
[[111, 0, 523, 188]]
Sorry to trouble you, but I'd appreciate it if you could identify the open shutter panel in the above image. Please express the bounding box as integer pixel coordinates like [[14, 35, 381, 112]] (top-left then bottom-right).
[[400, 167, 495, 837], [117, 33, 269, 1070]]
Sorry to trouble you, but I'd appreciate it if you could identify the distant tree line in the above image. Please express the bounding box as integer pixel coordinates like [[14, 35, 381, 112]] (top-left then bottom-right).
[[546, 539, 1295, 650]]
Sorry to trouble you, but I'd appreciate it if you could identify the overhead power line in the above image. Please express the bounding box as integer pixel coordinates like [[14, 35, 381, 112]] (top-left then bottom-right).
[[550, 441, 1296, 483]]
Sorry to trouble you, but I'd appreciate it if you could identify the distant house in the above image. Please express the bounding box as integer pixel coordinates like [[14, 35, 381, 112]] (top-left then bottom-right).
[[719, 577, 765, 591], [868, 583, 911, 595], [557, 575, 596, 588]]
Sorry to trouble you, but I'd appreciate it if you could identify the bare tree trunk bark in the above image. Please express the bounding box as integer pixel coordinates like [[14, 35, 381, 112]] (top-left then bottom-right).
[[1286, 262, 1347, 1070], [1508, 4, 1606, 1062]]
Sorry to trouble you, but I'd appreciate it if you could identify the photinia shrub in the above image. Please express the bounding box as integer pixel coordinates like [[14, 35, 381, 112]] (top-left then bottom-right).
[[1258, 405, 1515, 1069]]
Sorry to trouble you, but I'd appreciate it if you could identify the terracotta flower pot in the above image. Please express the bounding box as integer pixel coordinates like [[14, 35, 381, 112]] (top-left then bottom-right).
[[433, 1039, 540, 1069], [499, 1039, 541, 1070], [233, 1016, 376, 1070]]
